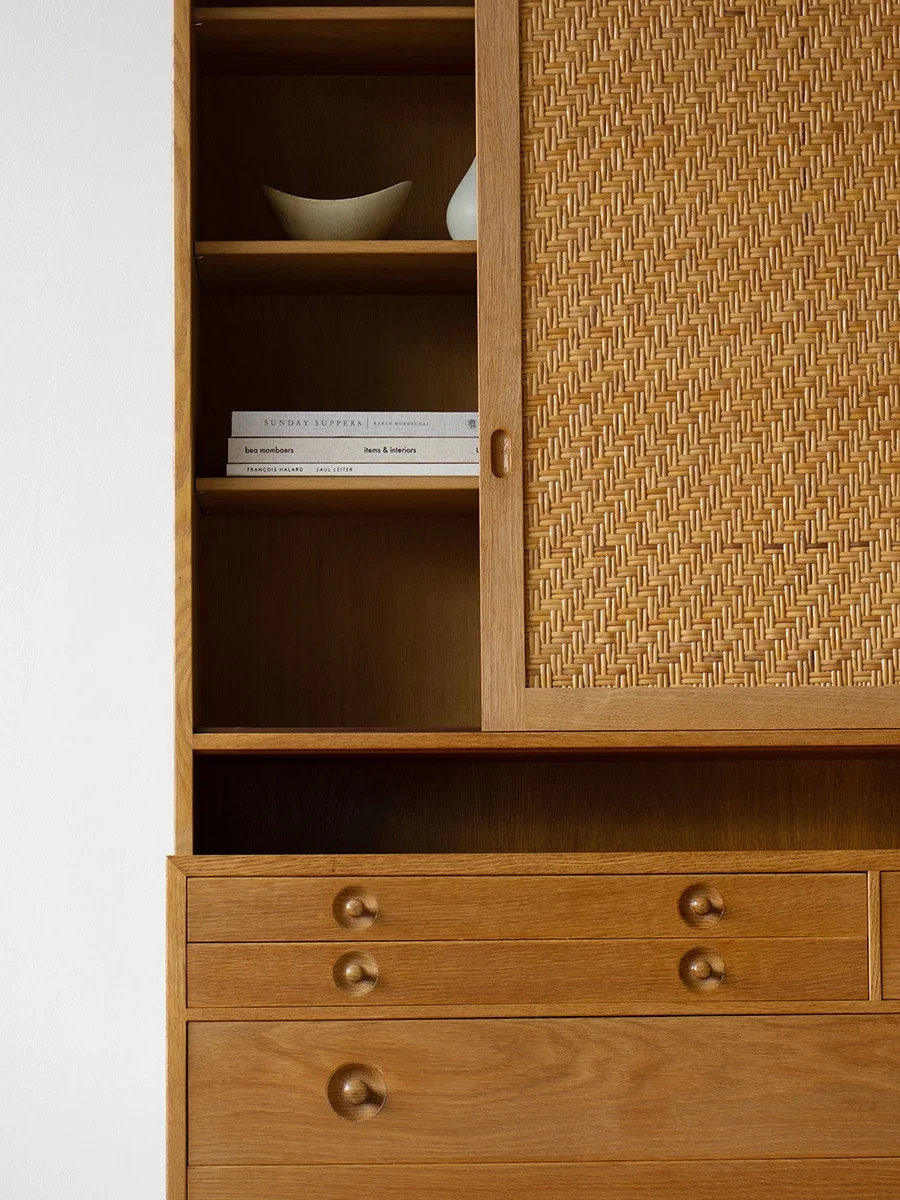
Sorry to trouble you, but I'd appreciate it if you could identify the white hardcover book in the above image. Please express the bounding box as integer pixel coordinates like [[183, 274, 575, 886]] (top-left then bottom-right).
[[231, 411, 479, 437], [228, 437, 479, 463], [226, 462, 479, 477]]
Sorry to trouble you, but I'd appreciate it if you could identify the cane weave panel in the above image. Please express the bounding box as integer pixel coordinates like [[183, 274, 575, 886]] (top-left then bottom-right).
[[521, 0, 900, 688]]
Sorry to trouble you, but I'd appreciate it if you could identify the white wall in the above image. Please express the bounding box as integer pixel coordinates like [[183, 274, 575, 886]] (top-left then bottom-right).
[[0, 0, 173, 1194]]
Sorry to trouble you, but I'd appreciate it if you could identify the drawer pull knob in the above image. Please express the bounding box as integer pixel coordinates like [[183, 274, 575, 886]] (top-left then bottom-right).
[[333, 887, 379, 931], [679, 884, 725, 928], [328, 1063, 387, 1122], [342, 1078, 371, 1107], [333, 951, 379, 996], [679, 947, 726, 992]]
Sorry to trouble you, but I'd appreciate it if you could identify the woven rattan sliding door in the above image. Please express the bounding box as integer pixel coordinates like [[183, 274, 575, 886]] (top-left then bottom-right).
[[478, 0, 900, 732]]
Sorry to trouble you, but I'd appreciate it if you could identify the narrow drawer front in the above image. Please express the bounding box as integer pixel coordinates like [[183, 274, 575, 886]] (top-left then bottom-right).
[[187, 873, 866, 942], [882, 873, 900, 998], [188, 1016, 900, 1165], [188, 1160, 900, 1200], [187, 937, 868, 1008]]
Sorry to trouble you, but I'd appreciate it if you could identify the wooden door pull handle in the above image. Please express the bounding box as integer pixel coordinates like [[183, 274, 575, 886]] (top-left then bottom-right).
[[490, 429, 511, 477]]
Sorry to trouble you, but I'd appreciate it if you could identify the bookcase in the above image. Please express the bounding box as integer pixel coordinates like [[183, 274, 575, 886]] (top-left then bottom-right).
[[171, 1, 900, 1197]]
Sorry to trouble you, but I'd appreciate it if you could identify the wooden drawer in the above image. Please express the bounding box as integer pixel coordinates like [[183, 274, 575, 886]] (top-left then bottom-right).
[[188, 1160, 900, 1200], [187, 872, 866, 942], [188, 1016, 900, 1165], [882, 872, 900, 998], [187, 936, 868, 1007]]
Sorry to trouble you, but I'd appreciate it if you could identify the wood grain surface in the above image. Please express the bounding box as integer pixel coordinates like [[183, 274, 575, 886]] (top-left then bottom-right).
[[168, 862, 188, 1200], [187, 936, 868, 1008], [476, 0, 525, 731], [197, 513, 480, 729], [188, 1160, 900, 1200], [194, 730, 900, 750], [194, 240, 476, 294], [186, 872, 867, 942], [180, 999, 900, 1021], [175, 851, 900, 877], [194, 7, 476, 75], [882, 872, 900, 998], [191, 756, 900, 856], [173, 0, 196, 853], [188, 1015, 900, 1164], [194, 477, 478, 516], [196, 293, 476, 476], [198, 74, 473, 241]]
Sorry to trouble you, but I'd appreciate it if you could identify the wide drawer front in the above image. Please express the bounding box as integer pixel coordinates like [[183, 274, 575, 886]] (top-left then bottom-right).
[[188, 1016, 900, 1164], [187, 937, 868, 1007], [187, 873, 866, 942], [188, 1161, 900, 1200], [881, 873, 900, 998]]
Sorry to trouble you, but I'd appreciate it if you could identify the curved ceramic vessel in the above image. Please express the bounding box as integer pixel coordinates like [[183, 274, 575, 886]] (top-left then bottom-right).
[[263, 181, 412, 241], [446, 157, 476, 240]]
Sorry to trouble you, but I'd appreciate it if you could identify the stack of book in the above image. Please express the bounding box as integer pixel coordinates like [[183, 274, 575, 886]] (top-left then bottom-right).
[[226, 411, 479, 477]]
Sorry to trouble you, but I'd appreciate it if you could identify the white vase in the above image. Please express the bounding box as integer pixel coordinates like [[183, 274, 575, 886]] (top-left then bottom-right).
[[446, 157, 477, 240]]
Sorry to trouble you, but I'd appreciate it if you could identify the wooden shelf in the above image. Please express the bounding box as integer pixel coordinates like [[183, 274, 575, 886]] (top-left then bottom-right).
[[191, 730, 900, 754], [195, 476, 478, 514], [194, 7, 476, 74], [195, 241, 476, 294]]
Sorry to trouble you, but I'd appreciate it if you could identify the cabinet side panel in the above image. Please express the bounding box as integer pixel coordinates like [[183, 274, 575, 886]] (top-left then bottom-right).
[[174, 0, 195, 848], [168, 862, 188, 1200]]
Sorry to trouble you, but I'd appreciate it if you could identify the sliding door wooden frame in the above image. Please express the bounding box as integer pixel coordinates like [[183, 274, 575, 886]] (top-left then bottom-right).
[[477, 0, 527, 730], [477, 0, 900, 735]]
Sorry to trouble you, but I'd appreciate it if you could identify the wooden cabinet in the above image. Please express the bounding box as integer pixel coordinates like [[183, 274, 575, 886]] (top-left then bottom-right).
[[170, 0, 900, 1192], [171, 854, 900, 1197], [478, 0, 900, 733]]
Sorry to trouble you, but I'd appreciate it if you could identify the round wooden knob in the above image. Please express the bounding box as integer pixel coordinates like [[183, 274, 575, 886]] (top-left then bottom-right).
[[333, 951, 379, 996], [679, 947, 726, 992], [327, 1063, 387, 1122], [342, 1077, 370, 1107], [333, 887, 379, 930], [678, 884, 725, 927], [689, 957, 714, 981]]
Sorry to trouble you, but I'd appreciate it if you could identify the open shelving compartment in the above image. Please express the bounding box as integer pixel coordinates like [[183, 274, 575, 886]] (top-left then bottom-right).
[[192, 751, 900, 855], [189, 3, 481, 740]]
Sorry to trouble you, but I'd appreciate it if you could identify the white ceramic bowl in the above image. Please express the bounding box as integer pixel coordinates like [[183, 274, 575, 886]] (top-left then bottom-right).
[[263, 181, 412, 241]]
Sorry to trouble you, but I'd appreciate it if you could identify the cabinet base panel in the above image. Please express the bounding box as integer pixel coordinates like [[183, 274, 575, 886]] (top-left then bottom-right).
[[189, 1161, 900, 1199]]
